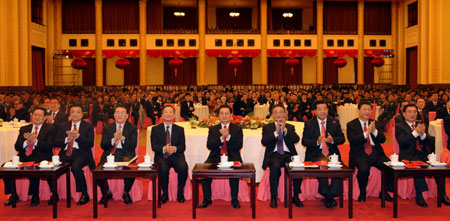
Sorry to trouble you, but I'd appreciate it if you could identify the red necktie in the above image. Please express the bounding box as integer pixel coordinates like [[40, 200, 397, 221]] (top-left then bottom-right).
[[321, 121, 329, 157], [221, 125, 228, 155], [110, 124, 122, 155], [163, 125, 171, 159], [411, 124, 422, 151], [25, 126, 38, 156], [66, 124, 77, 156], [364, 123, 373, 155]]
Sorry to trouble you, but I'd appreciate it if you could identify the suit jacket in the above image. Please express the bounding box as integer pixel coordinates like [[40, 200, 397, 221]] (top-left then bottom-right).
[[100, 122, 137, 161], [51, 110, 68, 131], [205, 123, 243, 163], [426, 101, 439, 112], [347, 118, 387, 168], [180, 100, 195, 118], [444, 115, 450, 149], [15, 123, 54, 162], [151, 123, 186, 162], [9, 108, 30, 122], [302, 117, 346, 162], [55, 120, 96, 169], [261, 122, 300, 169], [436, 107, 450, 120], [395, 120, 432, 161], [142, 99, 156, 117]]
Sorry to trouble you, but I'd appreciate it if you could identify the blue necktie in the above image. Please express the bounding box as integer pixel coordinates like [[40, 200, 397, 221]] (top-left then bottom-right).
[[277, 124, 284, 154]]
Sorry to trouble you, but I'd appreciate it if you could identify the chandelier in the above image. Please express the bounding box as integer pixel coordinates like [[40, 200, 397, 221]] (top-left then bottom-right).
[[283, 12, 293, 18], [229, 11, 240, 17]]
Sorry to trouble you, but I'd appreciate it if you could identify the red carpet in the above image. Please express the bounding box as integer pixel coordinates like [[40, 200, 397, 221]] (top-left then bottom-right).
[[1, 144, 450, 220]]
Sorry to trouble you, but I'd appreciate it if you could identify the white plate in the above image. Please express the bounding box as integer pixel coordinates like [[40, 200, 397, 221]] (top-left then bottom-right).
[[39, 164, 54, 169], [289, 162, 304, 168], [327, 164, 343, 168], [3, 162, 19, 169], [103, 164, 117, 169], [217, 163, 233, 169], [138, 163, 153, 168], [427, 161, 447, 167], [328, 162, 341, 165]]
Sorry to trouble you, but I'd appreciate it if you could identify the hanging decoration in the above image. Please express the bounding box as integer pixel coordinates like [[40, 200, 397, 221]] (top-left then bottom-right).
[[334, 58, 347, 68], [228, 58, 242, 77], [168, 58, 183, 77], [371, 57, 385, 67], [115, 58, 131, 69], [71, 58, 87, 69], [285, 58, 299, 75]]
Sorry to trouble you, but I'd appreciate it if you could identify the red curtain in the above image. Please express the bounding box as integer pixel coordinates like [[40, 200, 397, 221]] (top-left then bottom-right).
[[164, 58, 197, 85], [82, 58, 96, 86], [323, 1, 357, 34], [103, 0, 139, 34], [217, 58, 252, 85], [147, 0, 162, 31], [271, 9, 302, 30], [102, 58, 107, 86], [406, 47, 418, 88], [62, 0, 95, 34], [268, 58, 302, 84], [364, 2, 391, 35], [124, 58, 140, 85], [31, 47, 45, 92], [163, 7, 198, 30], [216, 8, 252, 30], [323, 57, 338, 85], [364, 57, 375, 84]]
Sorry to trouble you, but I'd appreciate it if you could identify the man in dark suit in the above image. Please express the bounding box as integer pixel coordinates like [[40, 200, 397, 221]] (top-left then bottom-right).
[[287, 95, 301, 121], [416, 98, 430, 128], [300, 94, 313, 121], [377, 95, 397, 130], [436, 100, 450, 119], [395, 104, 450, 207], [3, 107, 54, 207], [8, 100, 30, 122], [55, 104, 94, 205], [180, 93, 197, 120], [302, 101, 345, 208], [444, 103, 450, 149], [347, 102, 393, 203], [96, 105, 138, 205], [199, 105, 243, 209], [261, 104, 302, 208], [425, 93, 440, 112], [151, 105, 188, 204], [46, 98, 68, 131], [142, 93, 157, 125]]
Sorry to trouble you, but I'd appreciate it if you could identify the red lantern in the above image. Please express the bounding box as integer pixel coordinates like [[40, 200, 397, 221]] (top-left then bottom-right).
[[285, 58, 299, 75], [228, 58, 242, 77], [168, 58, 183, 77], [71, 58, 87, 69], [334, 58, 347, 68], [371, 57, 385, 67], [115, 59, 130, 69]]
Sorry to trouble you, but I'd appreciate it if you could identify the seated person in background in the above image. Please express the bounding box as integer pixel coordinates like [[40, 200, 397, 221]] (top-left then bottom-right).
[[180, 93, 197, 120], [436, 100, 450, 119], [8, 100, 30, 122]]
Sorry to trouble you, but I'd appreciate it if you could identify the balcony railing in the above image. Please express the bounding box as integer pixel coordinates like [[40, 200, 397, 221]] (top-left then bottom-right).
[[147, 29, 199, 34], [206, 29, 260, 34], [268, 29, 317, 35]]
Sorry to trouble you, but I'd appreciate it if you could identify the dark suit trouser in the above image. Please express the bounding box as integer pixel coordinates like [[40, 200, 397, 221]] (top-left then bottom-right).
[[377, 112, 395, 129], [305, 155, 339, 199], [354, 153, 394, 195], [97, 151, 135, 193], [60, 149, 89, 193], [410, 152, 447, 197], [3, 156, 52, 197], [268, 152, 301, 198], [158, 155, 188, 197], [202, 178, 239, 201], [146, 113, 156, 126]]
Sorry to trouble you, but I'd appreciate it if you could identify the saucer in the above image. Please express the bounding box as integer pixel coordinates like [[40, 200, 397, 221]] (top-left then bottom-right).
[[289, 162, 304, 168], [39, 164, 54, 169], [218, 162, 233, 169], [427, 161, 446, 167], [388, 161, 405, 167], [138, 163, 153, 168], [327, 164, 343, 168], [103, 163, 117, 169]]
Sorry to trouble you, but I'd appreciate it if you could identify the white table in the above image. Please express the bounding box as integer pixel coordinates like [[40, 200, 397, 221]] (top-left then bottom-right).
[[428, 120, 443, 159], [254, 104, 269, 119], [193, 105, 210, 121], [146, 121, 305, 182], [0, 127, 20, 165], [337, 104, 382, 129]]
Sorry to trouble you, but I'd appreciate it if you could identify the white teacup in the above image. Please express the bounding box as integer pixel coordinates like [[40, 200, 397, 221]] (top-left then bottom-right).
[[12, 156, 20, 165], [291, 155, 300, 164], [52, 155, 60, 165], [107, 155, 115, 164], [144, 155, 152, 164], [390, 154, 399, 163], [328, 153, 339, 164], [220, 155, 228, 164], [428, 153, 437, 162]]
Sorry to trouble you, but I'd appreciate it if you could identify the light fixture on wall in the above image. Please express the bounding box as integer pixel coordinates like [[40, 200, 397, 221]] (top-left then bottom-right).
[[229, 2, 240, 17], [174, 2, 185, 17], [283, 12, 293, 18]]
